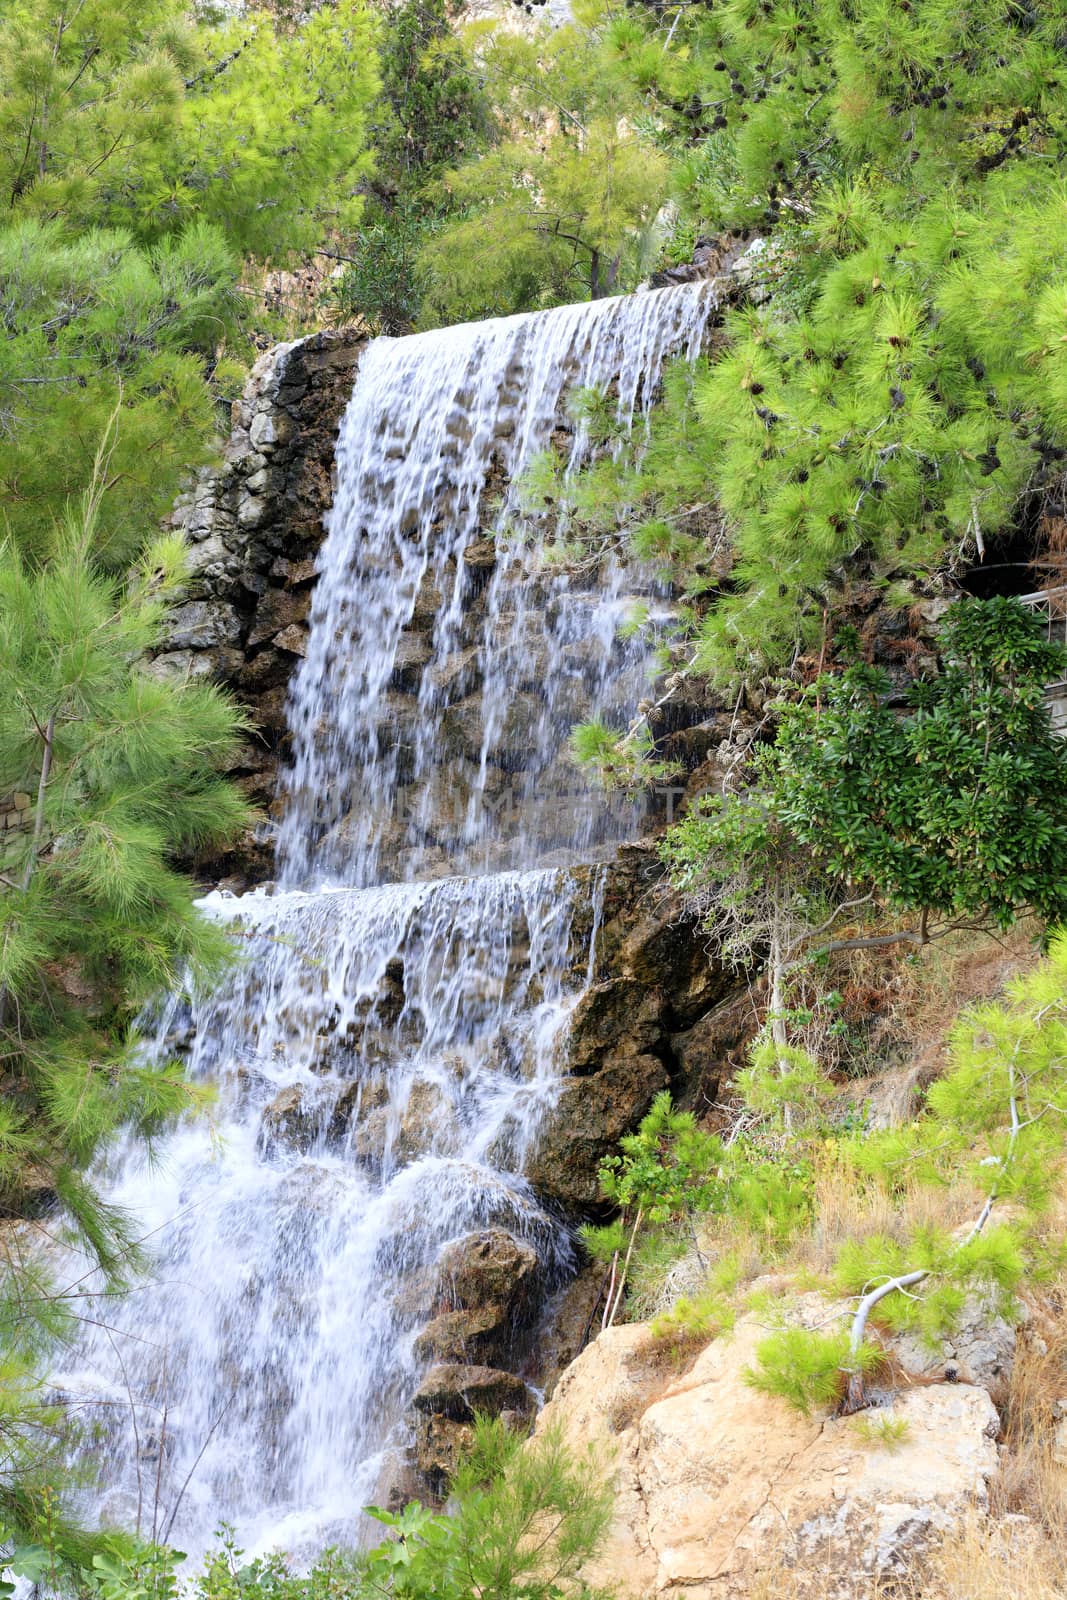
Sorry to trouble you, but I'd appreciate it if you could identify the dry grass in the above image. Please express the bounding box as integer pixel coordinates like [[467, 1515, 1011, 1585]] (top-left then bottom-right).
[[991, 1287, 1067, 1535], [920, 1513, 1067, 1599], [793, 1154, 985, 1281], [840, 922, 1042, 1090]]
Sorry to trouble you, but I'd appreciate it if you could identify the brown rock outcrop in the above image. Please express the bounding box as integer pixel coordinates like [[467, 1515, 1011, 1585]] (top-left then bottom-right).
[[413, 1362, 534, 1422], [534, 1304, 1001, 1599]]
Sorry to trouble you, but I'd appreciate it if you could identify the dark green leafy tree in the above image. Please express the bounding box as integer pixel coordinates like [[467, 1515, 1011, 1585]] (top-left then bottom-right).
[[661, 597, 1067, 1135], [664, 597, 1067, 953]]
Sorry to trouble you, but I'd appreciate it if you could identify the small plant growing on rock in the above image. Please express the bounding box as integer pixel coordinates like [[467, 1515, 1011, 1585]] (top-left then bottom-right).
[[745, 1328, 881, 1417], [851, 1412, 911, 1450], [582, 1090, 724, 1329]]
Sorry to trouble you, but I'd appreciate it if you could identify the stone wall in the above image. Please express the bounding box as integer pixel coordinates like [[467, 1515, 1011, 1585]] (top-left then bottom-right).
[[153, 327, 367, 880]]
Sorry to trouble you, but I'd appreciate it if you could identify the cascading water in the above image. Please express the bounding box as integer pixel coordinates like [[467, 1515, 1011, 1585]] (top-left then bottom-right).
[[58, 281, 717, 1559]]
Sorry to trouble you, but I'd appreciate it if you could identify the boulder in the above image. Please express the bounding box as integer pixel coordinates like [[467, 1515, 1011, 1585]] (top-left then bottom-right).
[[889, 1291, 1017, 1390], [437, 1229, 540, 1311], [563, 982, 667, 1075], [413, 1306, 509, 1363], [526, 1054, 670, 1212], [670, 989, 757, 1111], [413, 1412, 474, 1489], [246, 587, 309, 649], [395, 1080, 460, 1162], [413, 1363, 533, 1422], [535, 1303, 1001, 1599], [392, 632, 432, 687]]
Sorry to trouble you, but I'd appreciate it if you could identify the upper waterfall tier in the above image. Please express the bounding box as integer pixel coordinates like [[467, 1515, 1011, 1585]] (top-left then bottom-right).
[[277, 281, 717, 888]]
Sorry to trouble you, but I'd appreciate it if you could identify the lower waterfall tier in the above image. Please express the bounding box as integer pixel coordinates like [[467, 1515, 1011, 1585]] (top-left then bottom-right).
[[57, 869, 596, 1557]]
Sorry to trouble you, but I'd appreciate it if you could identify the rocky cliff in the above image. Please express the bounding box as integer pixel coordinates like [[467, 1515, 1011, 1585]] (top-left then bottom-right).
[[152, 300, 766, 1502]]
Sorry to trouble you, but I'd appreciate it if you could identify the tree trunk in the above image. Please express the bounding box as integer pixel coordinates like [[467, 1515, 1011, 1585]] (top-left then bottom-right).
[[769, 910, 793, 1133], [0, 712, 56, 1031]]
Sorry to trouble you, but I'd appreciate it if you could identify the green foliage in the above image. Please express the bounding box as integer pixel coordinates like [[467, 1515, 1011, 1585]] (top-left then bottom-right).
[[665, 597, 1067, 943], [595, 1090, 724, 1223], [193, 1528, 351, 1600], [373, 0, 491, 186], [745, 1328, 880, 1416], [0, 0, 379, 257], [531, 0, 1067, 675], [851, 1412, 910, 1450], [735, 1038, 830, 1132], [333, 0, 491, 334], [725, 1151, 814, 1245], [180, 1420, 613, 1600], [0, 508, 250, 1255], [0, 0, 380, 565], [332, 205, 439, 337], [353, 1419, 612, 1600], [651, 1253, 744, 1343], [0, 219, 239, 567], [0, 482, 249, 1549], [417, 6, 671, 321]]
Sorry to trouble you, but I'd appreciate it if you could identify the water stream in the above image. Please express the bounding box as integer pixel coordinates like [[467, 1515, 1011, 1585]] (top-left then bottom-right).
[[59, 281, 717, 1559]]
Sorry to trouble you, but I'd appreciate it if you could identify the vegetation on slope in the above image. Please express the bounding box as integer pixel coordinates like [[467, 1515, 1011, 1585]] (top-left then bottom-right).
[[0, 0, 380, 1564], [1, 0, 1067, 1588], [464, 0, 1067, 676]]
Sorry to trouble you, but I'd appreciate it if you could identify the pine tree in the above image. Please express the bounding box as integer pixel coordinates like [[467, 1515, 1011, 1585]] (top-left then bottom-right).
[[0, 219, 240, 568], [0, 463, 250, 1553], [416, 5, 672, 321], [0, 0, 380, 257], [531, 0, 1067, 678], [332, 0, 494, 334]]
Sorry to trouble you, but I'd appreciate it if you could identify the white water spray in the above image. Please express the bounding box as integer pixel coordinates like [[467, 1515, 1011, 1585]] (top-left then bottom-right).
[[61, 282, 716, 1558]]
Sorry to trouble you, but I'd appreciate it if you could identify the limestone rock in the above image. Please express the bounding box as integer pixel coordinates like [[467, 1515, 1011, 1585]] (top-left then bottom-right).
[[437, 1229, 539, 1311], [392, 632, 432, 685], [534, 1307, 1001, 1599], [413, 1363, 533, 1422], [563, 982, 666, 1074], [670, 990, 757, 1110], [166, 601, 242, 650], [247, 588, 309, 649], [395, 1080, 460, 1162], [526, 1054, 670, 1212], [889, 1292, 1017, 1389]]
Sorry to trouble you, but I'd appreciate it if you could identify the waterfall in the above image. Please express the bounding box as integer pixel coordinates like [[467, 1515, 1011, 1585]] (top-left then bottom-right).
[[58, 281, 717, 1560]]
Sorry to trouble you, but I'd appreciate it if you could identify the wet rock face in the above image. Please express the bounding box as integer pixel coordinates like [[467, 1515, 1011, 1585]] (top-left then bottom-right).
[[528, 846, 739, 1215], [403, 1230, 545, 1491], [413, 1362, 534, 1422]]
